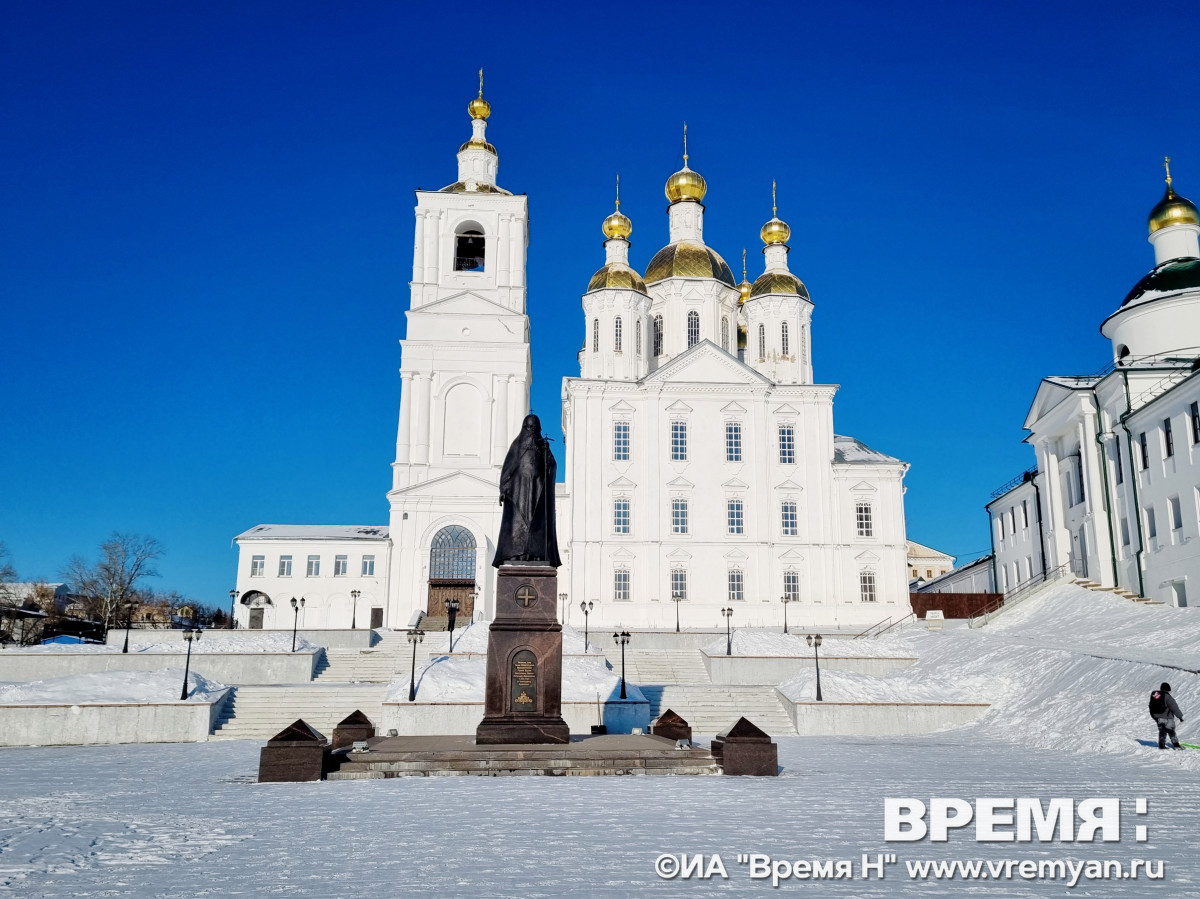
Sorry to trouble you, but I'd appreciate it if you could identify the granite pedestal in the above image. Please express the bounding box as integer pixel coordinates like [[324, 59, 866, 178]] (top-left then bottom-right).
[[711, 717, 778, 776], [258, 719, 329, 782]]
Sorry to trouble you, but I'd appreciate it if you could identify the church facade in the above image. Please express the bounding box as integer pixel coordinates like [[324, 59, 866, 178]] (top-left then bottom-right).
[[232, 85, 910, 631]]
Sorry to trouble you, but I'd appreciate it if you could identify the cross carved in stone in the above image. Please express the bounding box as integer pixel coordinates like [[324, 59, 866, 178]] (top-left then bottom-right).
[[515, 585, 537, 608]]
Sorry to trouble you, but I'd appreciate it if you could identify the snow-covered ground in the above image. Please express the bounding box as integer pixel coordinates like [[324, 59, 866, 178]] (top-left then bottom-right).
[[392, 655, 646, 703], [0, 669, 226, 704], [705, 629, 911, 658], [3, 634, 317, 654], [446, 620, 601, 655]]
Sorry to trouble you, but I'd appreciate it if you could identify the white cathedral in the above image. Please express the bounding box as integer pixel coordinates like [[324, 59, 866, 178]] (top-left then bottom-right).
[[232, 85, 910, 632]]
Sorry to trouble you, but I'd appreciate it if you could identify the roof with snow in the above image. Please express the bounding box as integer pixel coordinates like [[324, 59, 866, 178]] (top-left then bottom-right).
[[1121, 257, 1200, 308], [832, 435, 904, 465], [236, 524, 390, 542]]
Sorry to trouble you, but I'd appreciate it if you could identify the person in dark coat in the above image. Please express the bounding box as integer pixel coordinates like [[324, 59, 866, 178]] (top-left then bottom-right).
[[492, 414, 561, 568], [1149, 682, 1184, 749]]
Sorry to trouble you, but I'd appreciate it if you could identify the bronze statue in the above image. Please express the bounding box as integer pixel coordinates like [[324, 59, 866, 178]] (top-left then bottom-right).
[[493, 414, 561, 568]]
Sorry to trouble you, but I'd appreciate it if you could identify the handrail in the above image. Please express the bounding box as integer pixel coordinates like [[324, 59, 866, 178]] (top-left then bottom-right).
[[989, 467, 1038, 500], [968, 563, 1072, 628], [874, 612, 915, 637], [853, 615, 891, 639]]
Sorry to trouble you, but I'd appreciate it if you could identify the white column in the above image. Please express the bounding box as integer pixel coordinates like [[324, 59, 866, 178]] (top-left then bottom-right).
[[414, 374, 433, 465], [497, 213, 512, 289], [411, 211, 425, 284], [1081, 411, 1116, 586], [423, 211, 440, 285], [493, 374, 509, 463], [395, 372, 414, 464], [1039, 442, 1071, 570]]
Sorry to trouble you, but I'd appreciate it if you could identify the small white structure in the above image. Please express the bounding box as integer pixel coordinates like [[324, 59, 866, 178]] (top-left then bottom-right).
[[915, 555, 996, 595], [907, 540, 955, 583], [989, 160, 1200, 607]]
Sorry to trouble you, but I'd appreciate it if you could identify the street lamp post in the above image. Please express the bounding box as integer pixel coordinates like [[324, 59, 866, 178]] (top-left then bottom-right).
[[120, 600, 138, 653], [559, 592, 567, 624], [228, 589, 239, 629], [806, 633, 824, 701], [350, 590, 360, 630], [289, 597, 305, 652], [444, 597, 460, 652], [672, 592, 684, 633], [721, 607, 734, 656], [179, 626, 201, 700], [780, 593, 791, 634], [613, 630, 630, 699], [579, 601, 593, 650], [407, 628, 425, 701]]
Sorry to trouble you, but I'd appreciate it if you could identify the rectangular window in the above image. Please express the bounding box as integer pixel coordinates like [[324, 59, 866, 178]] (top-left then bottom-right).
[[727, 499, 744, 535], [671, 499, 689, 534], [334, 554, 348, 576], [613, 498, 631, 534], [778, 425, 796, 464], [614, 569, 630, 602], [1164, 418, 1175, 458], [361, 555, 375, 576], [613, 421, 630, 461], [728, 569, 744, 602], [725, 422, 742, 462], [781, 501, 798, 536], [250, 555, 265, 577], [1024, 556, 1033, 580], [1170, 495, 1183, 531], [1076, 463, 1085, 505], [671, 568, 687, 600], [1114, 440, 1123, 485], [1021, 500, 1029, 529], [278, 555, 292, 577], [306, 555, 320, 577], [859, 571, 877, 603], [670, 421, 687, 461], [1191, 401, 1200, 445], [1120, 517, 1130, 547], [856, 502, 874, 538], [783, 571, 799, 603], [1147, 506, 1157, 542], [1009, 507, 1016, 532], [1139, 432, 1149, 470]]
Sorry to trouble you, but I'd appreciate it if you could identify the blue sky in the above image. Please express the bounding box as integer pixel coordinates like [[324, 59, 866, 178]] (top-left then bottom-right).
[[3, 1, 1198, 603]]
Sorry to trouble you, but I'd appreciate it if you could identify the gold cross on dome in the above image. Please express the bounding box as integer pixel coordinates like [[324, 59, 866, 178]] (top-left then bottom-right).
[[515, 586, 537, 607], [1165, 155, 1173, 186]]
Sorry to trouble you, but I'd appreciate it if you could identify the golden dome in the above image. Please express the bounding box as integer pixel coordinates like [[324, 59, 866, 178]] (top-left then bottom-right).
[[645, 240, 736, 287], [760, 180, 790, 245], [738, 278, 753, 305], [665, 164, 707, 204], [750, 271, 809, 300], [602, 210, 632, 240], [587, 263, 648, 295], [458, 138, 497, 154], [1149, 186, 1199, 234], [468, 96, 491, 120]]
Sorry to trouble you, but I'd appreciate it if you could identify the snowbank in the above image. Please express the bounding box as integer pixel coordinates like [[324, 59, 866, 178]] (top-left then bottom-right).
[[443, 620, 601, 655], [6, 634, 317, 654], [388, 655, 645, 703], [703, 629, 905, 658], [0, 668, 227, 704]]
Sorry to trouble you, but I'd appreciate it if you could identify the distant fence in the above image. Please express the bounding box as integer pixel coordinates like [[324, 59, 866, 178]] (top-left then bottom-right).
[[909, 593, 1002, 619]]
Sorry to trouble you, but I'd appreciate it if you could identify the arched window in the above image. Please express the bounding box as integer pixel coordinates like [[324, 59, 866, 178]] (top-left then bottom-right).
[[687, 310, 700, 348], [653, 315, 663, 355], [454, 227, 485, 272], [614, 316, 623, 352], [758, 324, 766, 360], [593, 318, 600, 352], [636, 320, 642, 355], [721, 316, 729, 351], [430, 525, 476, 579], [781, 321, 790, 356]]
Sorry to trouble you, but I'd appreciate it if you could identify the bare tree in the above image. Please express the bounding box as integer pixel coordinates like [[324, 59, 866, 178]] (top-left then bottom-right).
[[0, 542, 16, 605], [62, 533, 164, 633]]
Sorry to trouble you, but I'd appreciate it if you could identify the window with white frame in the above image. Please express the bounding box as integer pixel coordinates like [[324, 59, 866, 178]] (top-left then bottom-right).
[[278, 555, 292, 577], [1139, 432, 1149, 469], [783, 570, 799, 602], [781, 501, 798, 536], [614, 316, 623, 353], [1024, 556, 1033, 580], [592, 318, 600, 353], [687, 310, 700, 347], [250, 555, 265, 577], [1120, 517, 1130, 547], [1021, 499, 1029, 528], [778, 425, 795, 464], [856, 502, 874, 538], [334, 554, 348, 576], [613, 421, 630, 461], [1164, 417, 1175, 458], [613, 498, 631, 534], [306, 555, 320, 577], [757, 323, 766, 360], [670, 421, 687, 461], [725, 422, 742, 462], [671, 568, 687, 600], [1147, 506, 1157, 544], [728, 569, 744, 602], [727, 499, 744, 535], [781, 321, 790, 356], [653, 315, 663, 355], [1170, 495, 1183, 532], [361, 555, 375, 576], [614, 569, 630, 602], [671, 498, 689, 534], [859, 570, 877, 602]]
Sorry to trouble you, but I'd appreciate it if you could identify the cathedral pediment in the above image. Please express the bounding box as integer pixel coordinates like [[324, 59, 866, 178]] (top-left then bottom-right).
[[721, 401, 747, 414], [666, 477, 694, 489], [850, 481, 878, 493], [772, 403, 800, 415], [608, 399, 635, 413], [855, 551, 880, 563], [664, 399, 693, 413], [779, 549, 805, 561], [666, 547, 692, 560], [608, 476, 637, 489], [610, 548, 635, 560], [722, 478, 749, 490], [775, 478, 803, 491], [389, 470, 499, 499], [642, 340, 773, 387], [723, 549, 748, 560], [413, 290, 521, 318]]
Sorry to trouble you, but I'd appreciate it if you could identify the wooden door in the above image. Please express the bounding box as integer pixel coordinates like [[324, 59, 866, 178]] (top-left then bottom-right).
[[248, 608, 264, 629], [369, 607, 383, 629], [427, 581, 476, 617]]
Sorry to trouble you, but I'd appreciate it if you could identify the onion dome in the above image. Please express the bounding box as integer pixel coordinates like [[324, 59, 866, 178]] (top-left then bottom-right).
[[587, 264, 648, 295], [760, 181, 791, 245], [737, 249, 753, 305], [468, 68, 491, 120], [645, 241, 736, 287], [602, 175, 633, 240], [1149, 157, 1198, 234], [751, 271, 810, 300], [1121, 257, 1200, 307], [665, 124, 707, 204]]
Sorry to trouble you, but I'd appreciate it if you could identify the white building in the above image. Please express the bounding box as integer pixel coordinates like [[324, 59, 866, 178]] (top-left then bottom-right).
[[990, 161, 1200, 607], [232, 85, 912, 630], [907, 540, 955, 583]]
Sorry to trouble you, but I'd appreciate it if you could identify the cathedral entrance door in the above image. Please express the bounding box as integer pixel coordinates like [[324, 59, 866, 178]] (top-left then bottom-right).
[[428, 525, 478, 618], [248, 608, 264, 629], [427, 580, 477, 617]]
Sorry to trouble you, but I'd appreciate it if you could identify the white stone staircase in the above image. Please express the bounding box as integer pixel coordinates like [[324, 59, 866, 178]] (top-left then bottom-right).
[[210, 684, 390, 741], [614, 650, 711, 685], [638, 684, 795, 736]]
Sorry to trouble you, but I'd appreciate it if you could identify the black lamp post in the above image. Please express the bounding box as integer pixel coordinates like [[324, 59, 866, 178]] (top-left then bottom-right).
[[579, 601, 593, 649], [444, 596, 460, 651], [806, 633, 824, 701], [120, 600, 137, 653], [407, 628, 425, 701], [179, 626, 201, 700], [613, 630, 630, 699], [781, 593, 791, 634], [559, 592, 567, 624], [350, 589, 360, 630], [672, 592, 683, 633], [721, 607, 734, 656], [228, 589, 239, 629], [289, 596, 305, 652]]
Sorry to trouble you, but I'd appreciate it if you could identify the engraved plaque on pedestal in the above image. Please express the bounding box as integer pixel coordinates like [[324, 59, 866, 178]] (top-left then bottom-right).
[[510, 650, 538, 714]]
